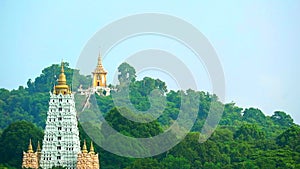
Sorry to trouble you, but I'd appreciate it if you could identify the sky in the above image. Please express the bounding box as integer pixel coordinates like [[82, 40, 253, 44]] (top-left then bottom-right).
[[0, 1, 299, 124]]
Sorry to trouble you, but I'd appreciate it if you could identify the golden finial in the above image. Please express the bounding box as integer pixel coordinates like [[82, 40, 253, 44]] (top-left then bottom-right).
[[53, 60, 70, 95], [98, 52, 102, 67], [27, 139, 34, 153], [90, 141, 94, 154], [36, 141, 41, 152], [93, 52, 107, 74], [61, 59, 65, 73], [58, 61, 67, 85], [82, 140, 88, 153]]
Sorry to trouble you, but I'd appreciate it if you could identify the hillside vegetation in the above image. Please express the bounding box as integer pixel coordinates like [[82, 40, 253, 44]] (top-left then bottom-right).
[[0, 62, 299, 169]]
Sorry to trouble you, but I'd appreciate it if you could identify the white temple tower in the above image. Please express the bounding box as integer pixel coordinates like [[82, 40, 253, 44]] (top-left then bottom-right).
[[40, 61, 81, 169]]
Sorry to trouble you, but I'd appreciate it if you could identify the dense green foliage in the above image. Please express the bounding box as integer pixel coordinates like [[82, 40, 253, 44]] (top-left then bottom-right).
[[26, 62, 92, 93], [0, 121, 43, 168], [0, 63, 92, 131], [0, 62, 299, 168], [105, 107, 163, 137]]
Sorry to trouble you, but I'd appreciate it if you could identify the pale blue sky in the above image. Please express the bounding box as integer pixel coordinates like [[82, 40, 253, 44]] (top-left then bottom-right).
[[0, 1, 299, 123]]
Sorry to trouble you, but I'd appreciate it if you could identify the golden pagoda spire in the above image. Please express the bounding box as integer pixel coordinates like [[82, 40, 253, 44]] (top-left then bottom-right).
[[90, 141, 94, 154], [82, 140, 88, 153], [54, 60, 70, 95], [27, 139, 34, 153], [94, 52, 106, 73], [58, 60, 67, 85], [92, 52, 107, 88], [36, 141, 41, 152]]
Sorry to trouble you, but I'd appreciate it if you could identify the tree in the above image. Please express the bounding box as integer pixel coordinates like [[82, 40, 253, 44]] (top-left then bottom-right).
[[26, 62, 91, 93], [0, 121, 43, 167], [169, 133, 199, 163], [203, 162, 221, 169], [105, 107, 163, 138], [271, 111, 293, 127], [219, 102, 243, 125], [276, 125, 300, 151], [95, 94, 114, 116], [210, 127, 234, 142], [161, 155, 190, 169], [125, 158, 162, 169], [251, 149, 299, 169], [234, 123, 265, 141], [0, 163, 14, 169], [128, 77, 167, 111], [117, 62, 136, 86], [242, 108, 266, 126]]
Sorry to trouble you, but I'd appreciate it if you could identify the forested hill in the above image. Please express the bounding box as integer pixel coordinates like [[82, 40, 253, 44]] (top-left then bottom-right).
[[0, 62, 92, 129], [0, 62, 299, 169]]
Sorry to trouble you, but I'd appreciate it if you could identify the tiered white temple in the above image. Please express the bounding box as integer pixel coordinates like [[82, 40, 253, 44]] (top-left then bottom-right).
[[22, 61, 100, 169], [39, 62, 81, 168]]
